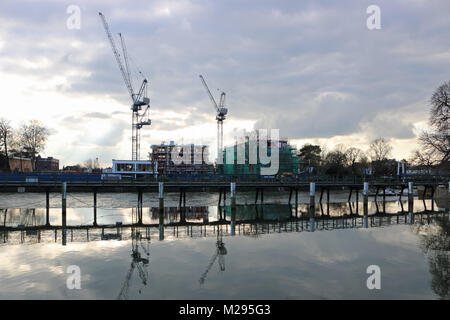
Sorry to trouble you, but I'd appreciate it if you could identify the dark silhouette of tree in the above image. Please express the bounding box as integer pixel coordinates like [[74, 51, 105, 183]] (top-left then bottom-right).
[[369, 138, 392, 162], [369, 138, 395, 176], [346, 147, 365, 175], [418, 217, 450, 299], [0, 118, 14, 171], [412, 81, 450, 168], [323, 147, 349, 176], [18, 120, 49, 169], [297, 144, 321, 169]]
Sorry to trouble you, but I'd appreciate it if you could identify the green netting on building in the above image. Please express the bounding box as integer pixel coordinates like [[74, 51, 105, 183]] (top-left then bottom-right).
[[221, 140, 299, 175]]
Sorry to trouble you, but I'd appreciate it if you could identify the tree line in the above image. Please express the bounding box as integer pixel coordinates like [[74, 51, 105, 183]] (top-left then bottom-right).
[[0, 119, 50, 171], [297, 137, 399, 176]]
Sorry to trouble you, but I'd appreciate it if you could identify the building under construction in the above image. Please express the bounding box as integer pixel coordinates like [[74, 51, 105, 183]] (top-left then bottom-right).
[[150, 141, 213, 175], [221, 137, 299, 176]]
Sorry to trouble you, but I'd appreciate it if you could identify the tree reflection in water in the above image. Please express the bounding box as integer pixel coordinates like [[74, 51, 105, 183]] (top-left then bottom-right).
[[416, 216, 450, 299]]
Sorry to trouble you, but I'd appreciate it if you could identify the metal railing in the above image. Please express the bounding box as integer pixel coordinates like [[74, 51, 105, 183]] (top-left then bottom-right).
[[0, 172, 448, 185]]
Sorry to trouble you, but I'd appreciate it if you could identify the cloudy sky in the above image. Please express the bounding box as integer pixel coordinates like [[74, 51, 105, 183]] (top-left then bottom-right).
[[0, 0, 449, 166]]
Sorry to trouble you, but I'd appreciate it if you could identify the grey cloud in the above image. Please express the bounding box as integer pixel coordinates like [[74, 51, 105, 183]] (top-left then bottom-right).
[[84, 112, 112, 119], [84, 119, 128, 147], [1, 0, 450, 161], [359, 115, 415, 140]]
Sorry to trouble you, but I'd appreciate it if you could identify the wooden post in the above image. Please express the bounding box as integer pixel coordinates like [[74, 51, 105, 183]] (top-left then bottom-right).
[[230, 182, 236, 206], [447, 182, 450, 217], [326, 188, 330, 216], [138, 189, 143, 225], [408, 182, 414, 224], [363, 182, 369, 228], [180, 188, 186, 223], [158, 182, 164, 239], [159, 211, 164, 241], [309, 182, 315, 232], [430, 186, 435, 212], [159, 182, 164, 213], [93, 189, 98, 227], [45, 190, 50, 226], [62, 182, 67, 246], [356, 188, 359, 214], [230, 182, 236, 236], [422, 185, 428, 211]]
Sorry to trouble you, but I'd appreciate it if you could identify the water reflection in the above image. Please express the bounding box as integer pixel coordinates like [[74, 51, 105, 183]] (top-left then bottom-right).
[[117, 226, 150, 300], [416, 216, 450, 299], [0, 199, 447, 246], [0, 196, 448, 300], [199, 228, 227, 286]]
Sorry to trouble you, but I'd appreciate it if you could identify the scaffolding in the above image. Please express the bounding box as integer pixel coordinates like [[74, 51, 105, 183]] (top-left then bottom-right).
[[150, 141, 213, 175], [221, 138, 299, 176]]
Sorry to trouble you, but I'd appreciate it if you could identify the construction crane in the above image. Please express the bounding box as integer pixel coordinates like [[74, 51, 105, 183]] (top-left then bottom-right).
[[199, 75, 228, 165], [99, 12, 151, 161], [199, 229, 227, 285]]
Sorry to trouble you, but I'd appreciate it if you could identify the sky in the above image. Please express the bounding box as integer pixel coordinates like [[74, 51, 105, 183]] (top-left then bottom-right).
[[0, 0, 449, 167]]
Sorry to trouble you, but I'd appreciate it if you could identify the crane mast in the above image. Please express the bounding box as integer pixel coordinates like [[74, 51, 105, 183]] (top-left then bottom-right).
[[99, 12, 151, 161], [199, 75, 228, 166]]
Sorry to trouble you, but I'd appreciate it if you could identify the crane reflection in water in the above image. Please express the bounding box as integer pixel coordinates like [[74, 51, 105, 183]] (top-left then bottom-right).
[[117, 207, 150, 300], [199, 226, 228, 286]]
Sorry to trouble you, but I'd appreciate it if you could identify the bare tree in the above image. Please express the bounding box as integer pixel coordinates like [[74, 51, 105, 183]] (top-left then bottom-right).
[[0, 118, 14, 171], [369, 138, 392, 162], [413, 81, 450, 167], [430, 81, 450, 132], [94, 157, 100, 169], [83, 159, 94, 170], [19, 120, 50, 169], [323, 145, 349, 175], [346, 147, 364, 174], [83, 158, 100, 170]]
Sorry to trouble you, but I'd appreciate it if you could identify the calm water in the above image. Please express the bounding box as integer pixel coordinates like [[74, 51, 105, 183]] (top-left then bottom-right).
[[0, 191, 448, 300]]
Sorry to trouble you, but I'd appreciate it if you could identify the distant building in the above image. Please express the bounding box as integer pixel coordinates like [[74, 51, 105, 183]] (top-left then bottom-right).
[[150, 141, 212, 175], [63, 165, 82, 172], [35, 156, 59, 171], [9, 157, 33, 173], [222, 137, 299, 176]]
